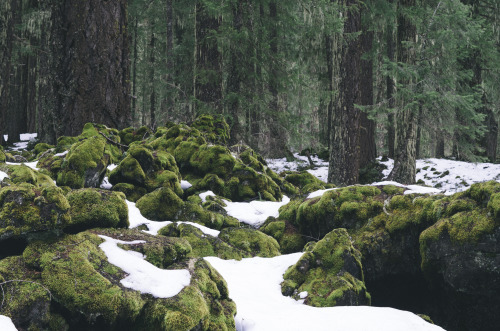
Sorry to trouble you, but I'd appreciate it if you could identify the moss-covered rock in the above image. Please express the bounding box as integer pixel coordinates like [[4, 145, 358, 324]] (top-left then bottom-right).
[[118, 126, 153, 146], [191, 114, 230, 145], [33, 143, 54, 156], [0, 185, 70, 243], [279, 186, 383, 239], [158, 223, 245, 260], [66, 189, 129, 233], [260, 217, 306, 254], [281, 228, 370, 307], [112, 183, 147, 202], [0, 163, 55, 187], [136, 187, 184, 221], [56, 135, 110, 189], [282, 171, 333, 197], [218, 227, 281, 257], [109, 154, 147, 187]]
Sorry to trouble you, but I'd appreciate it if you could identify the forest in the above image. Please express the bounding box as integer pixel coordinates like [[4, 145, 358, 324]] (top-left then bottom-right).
[[1, 0, 499, 186]]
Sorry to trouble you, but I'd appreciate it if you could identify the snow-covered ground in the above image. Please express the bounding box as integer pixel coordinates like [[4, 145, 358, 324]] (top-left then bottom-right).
[[3, 133, 37, 152], [205, 254, 444, 331], [267, 154, 500, 196], [0, 315, 17, 331]]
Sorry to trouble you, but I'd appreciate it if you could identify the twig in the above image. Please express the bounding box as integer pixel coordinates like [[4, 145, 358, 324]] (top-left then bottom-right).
[[98, 131, 128, 149]]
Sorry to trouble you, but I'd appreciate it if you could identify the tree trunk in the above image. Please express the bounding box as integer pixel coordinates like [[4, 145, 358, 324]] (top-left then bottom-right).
[[435, 129, 445, 158], [131, 17, 138, 125], [328, 0, 362, 186], [388, 0, 417, 184], [164, 0, 174, 122], [194, 0, 222, 115], [359, 20, 376, 168], [51, 0, 130, 139], [386, 0, 396, 159], [228, 0, 244, 145], [149, 28, 156, 129]]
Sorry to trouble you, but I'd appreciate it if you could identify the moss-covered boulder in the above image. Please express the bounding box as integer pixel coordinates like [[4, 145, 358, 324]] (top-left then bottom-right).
[[218, 227, 281, 257], [33, 143, 54, 156], [0, 184, 70, 243], [136, 187, 184, 221], [56, 135, 110, 189], [281, 228, 370, 307], [118, 126, 153, 146], [158, 223, 246, 260], [260, 217, 306, 254], [282, 171, 334, 197], [279, 186, 383, 239], [0, 163, 55, 187], [2, 229, 236, 330], [66, 189, 129, 233], [191, 114, 230, 145], [112, 183, 147, 202], [418, 181, 500, 330]]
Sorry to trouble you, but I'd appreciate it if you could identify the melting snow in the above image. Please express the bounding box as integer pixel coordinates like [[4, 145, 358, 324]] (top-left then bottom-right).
[[0, 171, 9, 182], [54, 150, 68, 157], [181, 180, 193, 190], [205, 255, 444, 331], [0, 316, 17, 331], [98, 235, 191, 298]]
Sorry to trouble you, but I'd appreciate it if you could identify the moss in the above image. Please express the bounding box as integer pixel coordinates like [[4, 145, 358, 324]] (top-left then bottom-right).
[[119, 126, 153, 145], [281, 228, 369, 307], [176, 202, 240, 230], [158, 223, 244, 260], [66, 189, 129, 233], [145, 170, 183, 197], [0, 256, 53, 329], [25, 232, 145, 325], [57, 136, 109, 189], [0, 164, 55, 188], [283, 171, 328, 196], [56, 136, 79, 152], [465, 181, 500, 206], [109, 154, 146, 186], [487, 192, 500, 222], [191, 114, 230, 145], [382, 185, 405, 195], [190, 145, 236, 178], [112, 183, 147, 202], [0, 184, 70, 242], [33, 143, 54, 156], [37, 153, 64, 180], [218, 227, 280, 257], [136, 187, 184, 221], [260, 217, 306, 254]]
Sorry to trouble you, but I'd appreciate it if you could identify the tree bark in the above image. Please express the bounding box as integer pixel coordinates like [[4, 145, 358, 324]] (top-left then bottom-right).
[[149, 27, 156, 129], [359, 20, 376, 168], [194, 0, 222, 115], [164, 0, 174, 121], [388, 0, 417, 184], [386, 0, 396, 159], [50, 0, 131, 139], [328, 0, 362, 186]]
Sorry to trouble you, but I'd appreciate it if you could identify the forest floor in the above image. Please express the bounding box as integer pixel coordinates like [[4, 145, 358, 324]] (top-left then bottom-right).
[[5, 134, 500, 331]]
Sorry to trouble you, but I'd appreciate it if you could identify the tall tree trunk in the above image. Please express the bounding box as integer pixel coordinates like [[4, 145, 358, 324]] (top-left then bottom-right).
[[435, 129, 445, 158], [266, 1, 290, 158], [386, 0, 396, 159], [51, 0, 130, 139], [149, 28, 156, 129], [328, 0, 362, 186], [132, 18, 138, 126], [228, 0, 244, 145], [326, 33, 334, 151], [164, 0, 174, 122], [359, 20, 376, 168], [194, 0, 222, 115], [388, 0, 417, 184]]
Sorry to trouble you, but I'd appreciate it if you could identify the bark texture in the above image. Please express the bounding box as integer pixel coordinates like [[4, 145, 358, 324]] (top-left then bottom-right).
[[328, 0, 362, 186]]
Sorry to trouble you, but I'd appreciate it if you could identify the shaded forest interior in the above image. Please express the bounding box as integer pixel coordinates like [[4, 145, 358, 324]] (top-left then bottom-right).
[[1, 0, 500, 185]]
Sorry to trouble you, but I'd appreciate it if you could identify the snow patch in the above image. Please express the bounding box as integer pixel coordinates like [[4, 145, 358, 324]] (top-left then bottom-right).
[[199, 191, 216, 202], [6, 161, 39, 171], [181, 180, 193, 190], [223, 196, 291, 227], [100, 177, 112, 190], [98, 235, 191, 298], [54, 150, 68, 157], [205, 254, 444, 331], [0, 171, 9, 182], [0, 315, 17, 331], [107, 164, 118, 171]]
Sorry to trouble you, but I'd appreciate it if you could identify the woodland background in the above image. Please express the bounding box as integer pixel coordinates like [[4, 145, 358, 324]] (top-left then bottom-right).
[[1, 0, 499, 185]]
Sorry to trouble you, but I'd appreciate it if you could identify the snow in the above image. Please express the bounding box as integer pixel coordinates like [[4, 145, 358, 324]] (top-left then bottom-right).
[[54, 150, 68, 157], [0, 171, 9, 182], [199, 190, 215, 202], [19, 133, 37, 141], [0, 315, 17, 331], [6, 161, 39, 171], [126, 200, 220, 236], [107, 164, 118, 171], [223, 196, 291, 227], [205, 254, 444, 331], [100, 177, 112, 189], [181, 180, 192, 190], [98, 235, 191, 298]]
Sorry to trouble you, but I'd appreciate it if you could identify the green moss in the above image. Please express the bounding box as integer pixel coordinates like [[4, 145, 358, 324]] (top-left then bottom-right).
[[190, 145, 236, 178], [57, 136, 109, 189], [284, 171, 328, 196], [176, 202, 240, 230], [487, 192, 500, 222], [145, 170, 183, 196], [66, 189, 129, 232], [260, 217, 306, 254], [0, 184, 70, 242], [119, 126, 153, 145], [382, 185, 405, 195], [281, 228, 369, 307], [466, 181, 500, 206], [33, 143, 54, 156], [191, 114, 230, 145], [109, 154, 147, 186], [0, 164, 55, 188], [112, 183, 147, 202], [136, 187, 184, 221], [218, 227, 280, 257]]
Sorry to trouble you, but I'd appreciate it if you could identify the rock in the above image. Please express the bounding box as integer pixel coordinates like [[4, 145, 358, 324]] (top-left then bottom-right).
[[0, 185, 70, 245], [191, 114, 230, 145], [0, 229, 236, 330], [218, 227, 281, 258], [66, 188, 129, 233], [281, 228, 370, 307], [260, 217, 306, 254], [0, 164, 55, 187]]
